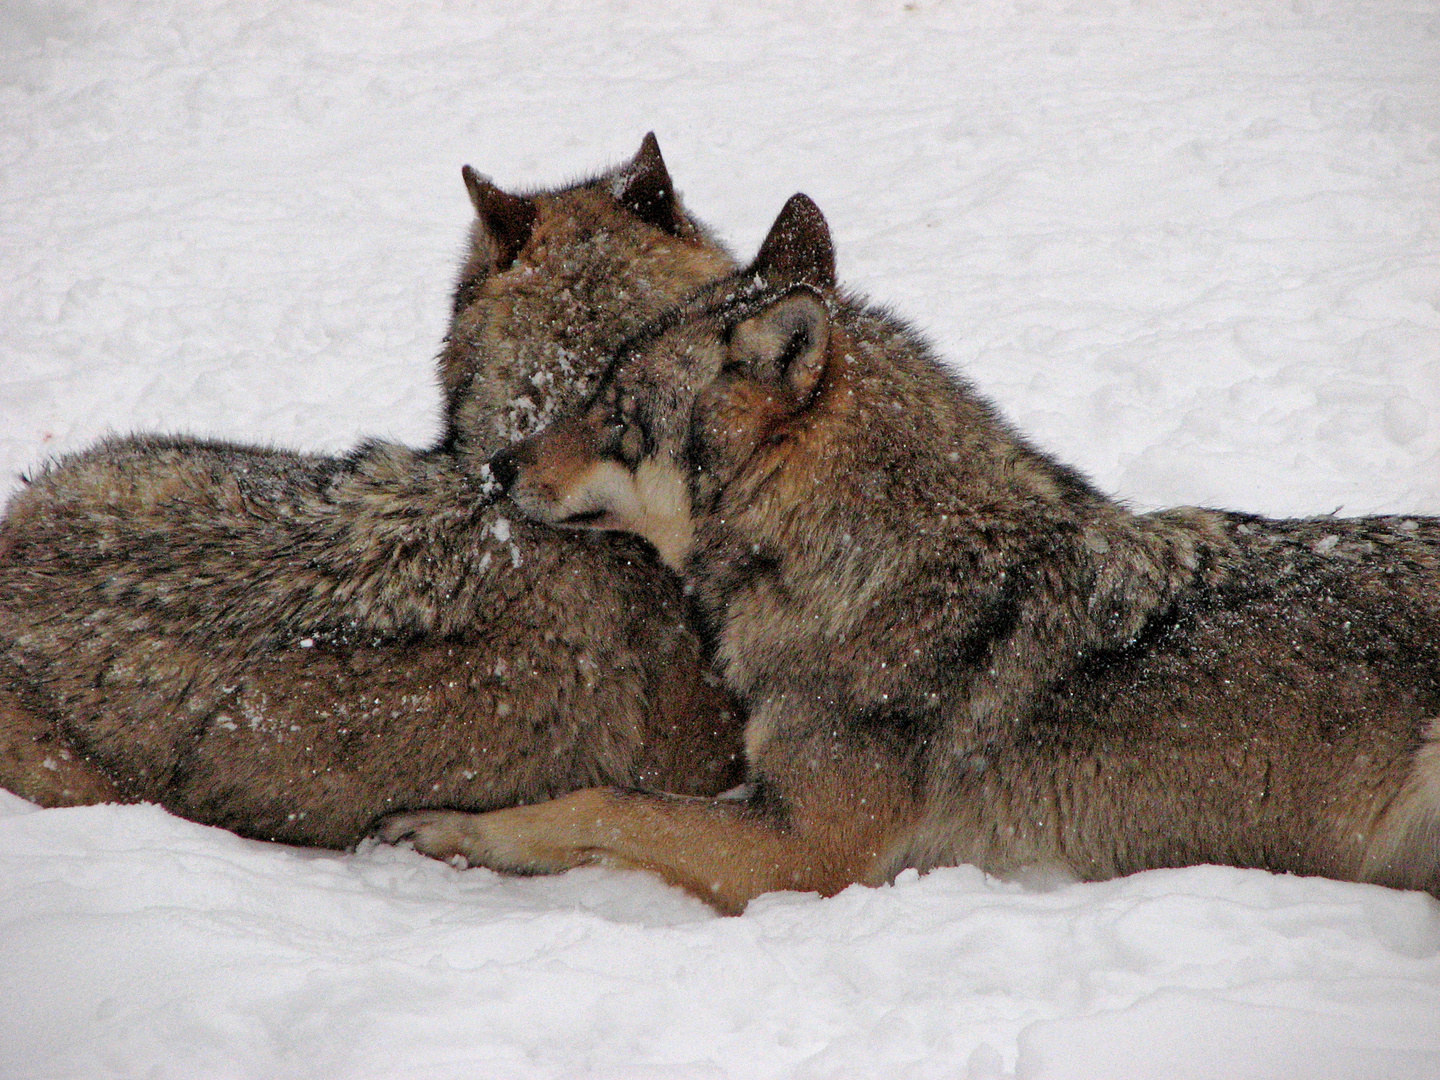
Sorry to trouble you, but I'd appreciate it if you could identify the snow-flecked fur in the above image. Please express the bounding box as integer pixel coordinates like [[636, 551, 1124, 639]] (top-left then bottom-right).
[[0, 139, 743, 846], [5, 2, 1439, 1074], [384, 196, 1440, 911]]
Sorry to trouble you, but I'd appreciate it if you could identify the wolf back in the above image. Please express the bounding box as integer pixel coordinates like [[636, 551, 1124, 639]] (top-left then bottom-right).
[[0, 137, 744, 847]]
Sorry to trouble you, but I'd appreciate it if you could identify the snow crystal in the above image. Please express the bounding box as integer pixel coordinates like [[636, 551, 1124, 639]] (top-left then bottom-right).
[[476, 460, 503, 498]]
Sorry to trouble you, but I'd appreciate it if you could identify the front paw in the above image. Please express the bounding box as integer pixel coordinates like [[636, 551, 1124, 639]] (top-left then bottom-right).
[[373, 804, 593, 875], [374, 809, 488, 867]]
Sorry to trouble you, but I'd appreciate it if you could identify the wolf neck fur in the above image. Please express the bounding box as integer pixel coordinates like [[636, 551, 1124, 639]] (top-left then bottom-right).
[[692, 303, 1235, 747]]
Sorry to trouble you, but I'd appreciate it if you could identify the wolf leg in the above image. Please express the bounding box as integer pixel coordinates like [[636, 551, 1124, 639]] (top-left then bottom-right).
[[377, 740, 920, 914], [377, 790, 834, 914], [0, 687, 122, 806]]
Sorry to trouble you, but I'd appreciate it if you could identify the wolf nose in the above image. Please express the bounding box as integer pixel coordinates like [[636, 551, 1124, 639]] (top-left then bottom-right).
[[486, 447, 519, 491]]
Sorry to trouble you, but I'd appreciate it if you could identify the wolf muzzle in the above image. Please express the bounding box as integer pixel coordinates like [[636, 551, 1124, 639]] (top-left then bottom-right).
[[486, 447, 520, 492]]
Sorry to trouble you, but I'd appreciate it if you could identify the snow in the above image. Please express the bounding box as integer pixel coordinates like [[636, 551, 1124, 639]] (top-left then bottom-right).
[[3, 792, 1439, 1080], [2, 1, 1439, 1076]]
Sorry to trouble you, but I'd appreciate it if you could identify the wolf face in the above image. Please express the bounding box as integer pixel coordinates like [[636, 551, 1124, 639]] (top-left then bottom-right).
[[500, 193, 839, 572], [440, 133, 737, 464]]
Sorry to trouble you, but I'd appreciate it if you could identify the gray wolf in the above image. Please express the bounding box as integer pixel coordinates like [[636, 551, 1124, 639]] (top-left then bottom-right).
[[0, 136, 744, 847], [379, 194, 1440, 912]]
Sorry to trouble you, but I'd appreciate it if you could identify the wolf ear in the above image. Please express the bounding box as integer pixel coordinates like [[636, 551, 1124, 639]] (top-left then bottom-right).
[[750, 194, 835, 291], [614, 132, 692, 237], [728, 288, 831, 399], [462, 165, 538, 272]]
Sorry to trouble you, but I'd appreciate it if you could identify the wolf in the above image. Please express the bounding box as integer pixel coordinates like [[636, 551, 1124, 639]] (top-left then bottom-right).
[[0, 136, 745, 848], [378, 193, 1440, 913]]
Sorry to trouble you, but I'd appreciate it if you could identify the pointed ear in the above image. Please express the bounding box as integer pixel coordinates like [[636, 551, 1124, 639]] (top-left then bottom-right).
[[728, 288, 831, 399], [462, 165, 538, 271], [613, 132, 691, 237], [750, 194, 835, 291]]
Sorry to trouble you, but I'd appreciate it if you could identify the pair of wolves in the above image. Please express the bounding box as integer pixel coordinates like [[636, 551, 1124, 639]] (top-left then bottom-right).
[[6, 139, 1437, 912], [0, 136, 744, 847], [378, 193, 1440, 913]]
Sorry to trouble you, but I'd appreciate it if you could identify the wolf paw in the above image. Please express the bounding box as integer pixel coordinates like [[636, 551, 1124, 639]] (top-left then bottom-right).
[[374, 809, 487, 866], [373, 804, 593, 875]]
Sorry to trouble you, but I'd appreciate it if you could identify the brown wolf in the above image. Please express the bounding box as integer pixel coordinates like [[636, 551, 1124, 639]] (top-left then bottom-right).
[[378, 194, 1440, 913], [0, 136, 744, 847]]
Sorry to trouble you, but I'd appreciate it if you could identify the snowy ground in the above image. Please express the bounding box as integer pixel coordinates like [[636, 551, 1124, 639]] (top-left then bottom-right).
[[2, 1, 1439, 1077]]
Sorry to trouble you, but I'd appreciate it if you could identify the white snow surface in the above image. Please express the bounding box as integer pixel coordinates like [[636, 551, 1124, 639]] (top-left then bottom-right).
[[3, 1, 1440, 1077]]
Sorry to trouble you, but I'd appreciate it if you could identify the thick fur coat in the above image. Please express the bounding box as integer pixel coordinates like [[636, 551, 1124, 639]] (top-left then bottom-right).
[[0, 137, 744, 846], [381, 195, 1440, 912]]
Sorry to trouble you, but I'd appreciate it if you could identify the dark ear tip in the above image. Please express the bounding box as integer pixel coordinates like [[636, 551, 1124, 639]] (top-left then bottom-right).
[[754, 193, 836, 290], [462, 165, 494, 206], [466, 173, 538, 270], [782, 192, 821, 218], [618, 133, 687, 237], [779, 193, 829, 239], [629, 132, 664, 174]]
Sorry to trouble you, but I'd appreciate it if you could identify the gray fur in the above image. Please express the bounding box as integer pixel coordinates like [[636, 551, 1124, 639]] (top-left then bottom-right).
[[387, 195, 1440, 910], [0, 138, 744, 847]]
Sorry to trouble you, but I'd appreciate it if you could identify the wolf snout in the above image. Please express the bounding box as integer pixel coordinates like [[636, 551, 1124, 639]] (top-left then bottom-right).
[[485, 447, 520, 491], [484, 439, 558, 524]]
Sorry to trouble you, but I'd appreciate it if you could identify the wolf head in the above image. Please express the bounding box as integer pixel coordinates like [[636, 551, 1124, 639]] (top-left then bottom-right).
[[439, 134, 736, 465], [495, 193, 850, 570], [497, 191, 1095, 579]]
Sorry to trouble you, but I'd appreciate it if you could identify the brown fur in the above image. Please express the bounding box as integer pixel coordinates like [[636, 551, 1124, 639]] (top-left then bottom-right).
[[380, 195, 1440, 911], [441, 133, 734, 462], [0, 137, 745, 847]]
